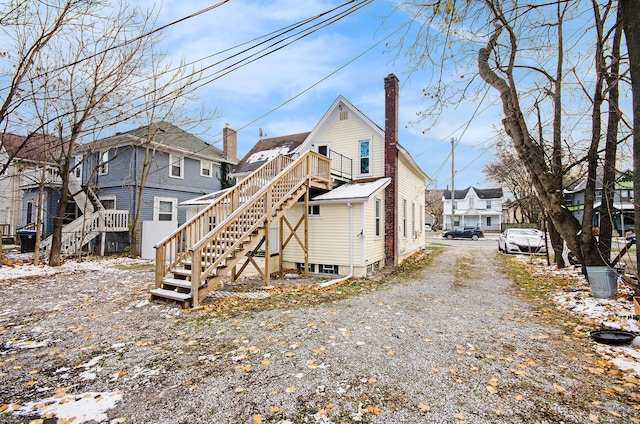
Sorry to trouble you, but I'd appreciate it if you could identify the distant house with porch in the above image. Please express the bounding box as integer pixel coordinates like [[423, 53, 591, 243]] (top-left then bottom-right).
[[0, 133, 65, 241], [442, 187, 503, 231], [564, 171, 634, 236], [68, 121, 238, 257]]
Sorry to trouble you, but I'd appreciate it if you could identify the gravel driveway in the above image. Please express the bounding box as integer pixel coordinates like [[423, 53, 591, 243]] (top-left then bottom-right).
[[1, 240, 638, 423]]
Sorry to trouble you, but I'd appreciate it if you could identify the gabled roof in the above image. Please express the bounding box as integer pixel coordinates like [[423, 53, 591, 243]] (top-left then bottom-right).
[[78, 122, 230, 163], [443, 186, 503, 200], [298, 96, 429, 182], [230, 132, 309, 176], [1, 133, 66, 163], [311, 177, 391, 203]]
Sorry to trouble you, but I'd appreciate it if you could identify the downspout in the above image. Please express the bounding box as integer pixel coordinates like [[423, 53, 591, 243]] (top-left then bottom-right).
[[318, 202, 354, 288]]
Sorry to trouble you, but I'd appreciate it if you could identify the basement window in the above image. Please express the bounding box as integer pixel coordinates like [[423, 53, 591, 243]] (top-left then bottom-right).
[[296, 263, 315, 273], [318, 264, 338, 275]]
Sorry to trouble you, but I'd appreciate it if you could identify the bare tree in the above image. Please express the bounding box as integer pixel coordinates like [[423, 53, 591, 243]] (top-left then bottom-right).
[[394, 1, 630, 268], [424, 189, 443, 229], [23, 2, 156, 266], [0, 0, 95, 174], [483, 137, 544, 225]]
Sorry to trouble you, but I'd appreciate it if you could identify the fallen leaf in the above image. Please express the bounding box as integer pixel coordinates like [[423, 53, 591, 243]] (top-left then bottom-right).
[[486, 385, 498, 394], [588, 413, 599, 423], [418, 403, 431, 412], [515, 394, 525, 401], [261, 359, 271, 366], [489, 377, 499, 387], [431, 368, 439, 373], [53, 387, 67, 398], [286, 386, 296, 393], [252, 414, 263, 424], [270, 407, 279, 413], [553, 383, 565, 394], [454, 412, 465, 421], [368, 377, 377, 384], [234, 387, 245, 393], [366, 405, 381, 415], [449, 369, 457, 376]]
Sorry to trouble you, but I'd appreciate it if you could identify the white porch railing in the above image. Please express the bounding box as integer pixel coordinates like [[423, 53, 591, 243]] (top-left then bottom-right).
[[40, 209, 129, 257]]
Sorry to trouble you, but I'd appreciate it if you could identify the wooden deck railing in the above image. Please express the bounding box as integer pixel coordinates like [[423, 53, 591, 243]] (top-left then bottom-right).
[[154, 151, 331, 305]]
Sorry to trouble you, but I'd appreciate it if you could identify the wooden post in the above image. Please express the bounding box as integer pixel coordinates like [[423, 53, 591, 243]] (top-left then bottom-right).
[[155, 244, 164, 288], [191, 247, 201, 309], [264, 218, 271, 286], [279, 215, 284, 274], [304, 185, 309, 276]]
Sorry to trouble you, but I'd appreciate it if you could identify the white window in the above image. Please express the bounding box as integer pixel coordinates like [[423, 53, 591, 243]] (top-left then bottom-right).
[[98, 151, 109, 175], [359, 139, 371, 175], [154, 197, 177, 222], [486, 200, 492, 209], [100, 196, 116, 210], [375, 198, 381, 237], [318, 264, 338, 275], [403, 199, 407, 238], [169, 154, 184, 179], [469, 197, 474, 208], [308, 204, 321, 216], [200, 160, 212, 177], [412, 202, 415, 236], [74, 155, 83, 179], [317, 143, 329, 157]]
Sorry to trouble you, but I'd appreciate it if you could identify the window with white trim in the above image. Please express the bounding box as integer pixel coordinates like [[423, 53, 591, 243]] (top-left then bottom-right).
[[403, 199, 407, 238], [375, 198, 381, 237], [200, 160, 212, 177], [486, 200, 492, 209], [169, 154, 184, 179], [412, 202, 415, 237], [308, 204, 320, 216], [98, 151, 109, 175], [74, 155, 83, 179], [317, 143, 329, 157], [100, 196, 116, 210], [469, 197, 474, 208], [359, 140, 371, 175], [318, 264, 338, 275], [154, 197, 177, 222]]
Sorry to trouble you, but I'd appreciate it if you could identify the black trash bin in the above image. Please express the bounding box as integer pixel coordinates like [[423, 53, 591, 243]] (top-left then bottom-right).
[[17, 230, 37, 253]]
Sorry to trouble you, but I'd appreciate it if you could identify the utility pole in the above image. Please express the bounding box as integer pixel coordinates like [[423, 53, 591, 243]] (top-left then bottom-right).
[[450, 137, 455, 230]]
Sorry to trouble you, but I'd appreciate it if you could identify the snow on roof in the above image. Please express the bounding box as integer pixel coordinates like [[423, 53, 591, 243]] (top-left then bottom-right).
[[311, 178, 391, 203]]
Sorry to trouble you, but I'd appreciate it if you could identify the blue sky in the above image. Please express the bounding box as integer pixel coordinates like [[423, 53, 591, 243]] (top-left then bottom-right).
[[143, 0, 505, 192]]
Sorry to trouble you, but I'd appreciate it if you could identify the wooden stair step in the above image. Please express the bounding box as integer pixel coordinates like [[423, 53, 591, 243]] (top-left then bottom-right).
[[173, 269, 191, 278], [162, 278, 192, 289], [150, 288, 192, 302]]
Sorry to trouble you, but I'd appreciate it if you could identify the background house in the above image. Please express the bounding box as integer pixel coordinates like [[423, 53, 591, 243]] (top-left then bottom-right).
[[564, 171, 634, 236], [442, 187, 503, 231], [73, 122, 237, 257], [0, 133, 65, 241]]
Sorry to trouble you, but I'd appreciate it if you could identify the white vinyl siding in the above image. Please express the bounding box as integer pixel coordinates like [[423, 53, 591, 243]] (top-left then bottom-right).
[[315, 116, 384, 179], [397, 156, 427, 262]]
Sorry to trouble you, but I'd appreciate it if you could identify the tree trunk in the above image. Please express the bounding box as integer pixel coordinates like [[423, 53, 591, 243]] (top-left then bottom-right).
[[478, 2, 604, 267], [619, 0, 640, 277]]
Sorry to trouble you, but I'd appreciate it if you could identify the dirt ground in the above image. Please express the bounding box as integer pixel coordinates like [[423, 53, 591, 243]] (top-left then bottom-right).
[[0, 242, 639, 423]]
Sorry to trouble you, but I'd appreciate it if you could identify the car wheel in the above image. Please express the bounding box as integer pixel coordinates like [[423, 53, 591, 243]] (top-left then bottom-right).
[[498, 243, 503, 252], [446, 234, 453, 240], [472, 235, 479, 241]]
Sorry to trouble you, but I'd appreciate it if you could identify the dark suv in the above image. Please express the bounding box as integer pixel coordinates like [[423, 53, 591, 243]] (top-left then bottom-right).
[[442, 226, 484, 240]]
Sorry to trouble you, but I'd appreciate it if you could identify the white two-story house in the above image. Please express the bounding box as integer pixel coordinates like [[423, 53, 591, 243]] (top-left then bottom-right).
[[442, 187, 503, 232]]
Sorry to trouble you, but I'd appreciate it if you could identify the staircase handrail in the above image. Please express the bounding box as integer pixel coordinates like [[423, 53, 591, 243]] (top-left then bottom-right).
[[185, 151, 330, 304], [154, 154, 297, 282]]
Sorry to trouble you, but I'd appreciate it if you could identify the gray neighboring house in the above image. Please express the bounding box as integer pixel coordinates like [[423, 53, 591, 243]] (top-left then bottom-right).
[[564, 172, 634, 236], [73, 122, 238, 255]]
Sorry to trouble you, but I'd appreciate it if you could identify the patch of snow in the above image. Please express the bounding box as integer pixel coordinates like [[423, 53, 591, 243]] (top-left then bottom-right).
[[8, 391, 122, 423]]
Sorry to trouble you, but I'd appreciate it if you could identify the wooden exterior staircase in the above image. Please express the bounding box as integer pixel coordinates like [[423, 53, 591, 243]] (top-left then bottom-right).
[[152, 151, 331, 308], [40, 176, 129, 258]]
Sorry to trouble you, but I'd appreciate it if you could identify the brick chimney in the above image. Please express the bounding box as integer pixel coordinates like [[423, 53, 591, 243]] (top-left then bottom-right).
[[223, 124, 237, 162], [384, 74, 399, 266]]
